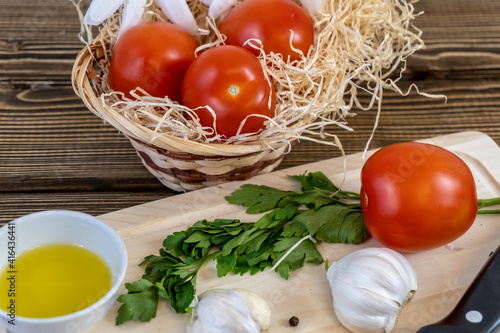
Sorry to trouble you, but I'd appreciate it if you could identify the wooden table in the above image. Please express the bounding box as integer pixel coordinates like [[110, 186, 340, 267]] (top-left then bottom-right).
[[1, 0, 500, 226]]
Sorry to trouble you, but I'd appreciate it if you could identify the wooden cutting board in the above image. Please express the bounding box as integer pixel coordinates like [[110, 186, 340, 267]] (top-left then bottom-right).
[[89, 131, 500, 333]]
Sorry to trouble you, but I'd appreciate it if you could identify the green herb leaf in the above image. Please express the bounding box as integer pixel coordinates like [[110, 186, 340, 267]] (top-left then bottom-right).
[[290, 171, 340, 192], [225, 184, 292, 213], [233, 251, 272, 275], [163, 231, 190, 257], [216, 249, 238, 277], [339, 212, 369, 244], [272, 237, 324, 280], [253, 206, 296, 229], [292, 205, 368, 244], [172, 279, 197, 312], [116, 279, 159, 325]]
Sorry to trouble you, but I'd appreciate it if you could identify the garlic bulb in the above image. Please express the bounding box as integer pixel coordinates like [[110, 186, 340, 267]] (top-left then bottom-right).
[[326, 247, 417, 333], [186, 288, 271, 333]]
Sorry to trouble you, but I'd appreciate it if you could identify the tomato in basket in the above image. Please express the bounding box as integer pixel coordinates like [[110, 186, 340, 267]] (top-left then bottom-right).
[[108, 21, 199, 103], [217, 0, 315, 63], [181, 45, 276, 139], [360, 142, 478, 252]]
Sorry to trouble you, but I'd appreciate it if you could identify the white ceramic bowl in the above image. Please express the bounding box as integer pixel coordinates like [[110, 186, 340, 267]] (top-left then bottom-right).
[[0, 210, 128, 333]]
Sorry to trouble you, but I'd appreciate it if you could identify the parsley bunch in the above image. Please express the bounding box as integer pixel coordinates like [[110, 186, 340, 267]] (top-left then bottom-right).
[[116, 171, 369, 325]]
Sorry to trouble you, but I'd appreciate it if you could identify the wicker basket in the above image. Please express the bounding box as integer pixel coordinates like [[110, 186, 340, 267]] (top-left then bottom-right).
[[72, 39, 298, 192], [71, 0, 424, 192]]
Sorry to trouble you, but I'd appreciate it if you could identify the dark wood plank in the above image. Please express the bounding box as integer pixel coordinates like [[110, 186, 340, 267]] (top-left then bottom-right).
[[0, 85, 165, 191], [0, 191, 173, 224], [0, 0, 92, 87], [409, 0, 500, 78]]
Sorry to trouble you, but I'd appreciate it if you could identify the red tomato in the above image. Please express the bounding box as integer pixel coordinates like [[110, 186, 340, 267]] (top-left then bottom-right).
[[217, 0, 315, 63], [181, 45, 276, 138], [108, 21, 199, 103], [360, 142, 478, 252]]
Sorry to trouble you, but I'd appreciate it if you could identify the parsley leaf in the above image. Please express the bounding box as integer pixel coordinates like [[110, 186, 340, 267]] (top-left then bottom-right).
[[225, 184, 292, 213], [292, 205, 367, 243], [216, 250, 237, 277], [290, 170, 339, 192], [116, 279, 159, 325], [272, 237, 324, 279]]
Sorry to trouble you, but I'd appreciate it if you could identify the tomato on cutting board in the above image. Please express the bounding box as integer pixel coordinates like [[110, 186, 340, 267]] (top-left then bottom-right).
[[108, 21, 199, 102], [181, 45, 276, 139], [217, 0, 315, 63], [360, 142, 478, 252]]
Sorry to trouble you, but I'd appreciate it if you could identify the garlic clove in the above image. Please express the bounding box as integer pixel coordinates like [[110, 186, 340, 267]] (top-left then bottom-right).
[[327, 247, 417, 333], [83, 0, 124, 26], [299, 0, 323, 13], [187, 288, 271, 333], [207, 0, 237, 19], [118, 0, 147, 39], [156, 0, 199, 36], [241, 289, 272, 331]]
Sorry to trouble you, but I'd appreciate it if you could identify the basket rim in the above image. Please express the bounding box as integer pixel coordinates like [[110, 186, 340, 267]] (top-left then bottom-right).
[[71, 37, 297, 157]]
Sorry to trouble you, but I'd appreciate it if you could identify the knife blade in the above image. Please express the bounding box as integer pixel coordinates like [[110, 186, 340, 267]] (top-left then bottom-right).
[[417, 245, 500, 333]]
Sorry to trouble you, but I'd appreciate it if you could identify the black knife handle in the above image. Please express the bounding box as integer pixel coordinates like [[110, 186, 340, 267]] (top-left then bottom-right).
[[417, 245, 500, 333]]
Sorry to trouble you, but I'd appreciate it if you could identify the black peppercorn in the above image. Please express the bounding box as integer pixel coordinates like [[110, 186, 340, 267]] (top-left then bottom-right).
[[289, 316, 299, 327]]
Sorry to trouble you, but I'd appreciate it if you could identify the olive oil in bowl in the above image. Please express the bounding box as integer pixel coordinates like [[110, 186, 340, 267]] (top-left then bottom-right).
[[0, 242, 112, 318]]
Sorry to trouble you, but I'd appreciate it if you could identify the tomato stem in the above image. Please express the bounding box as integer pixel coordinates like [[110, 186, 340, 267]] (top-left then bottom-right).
[[477, 197, 500, 214], [477, 197, 500, 209], [478, 209, 500, 214]]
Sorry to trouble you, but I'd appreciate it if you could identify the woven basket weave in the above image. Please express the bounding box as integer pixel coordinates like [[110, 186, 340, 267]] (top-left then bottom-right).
[[72, 39, 296, 192]]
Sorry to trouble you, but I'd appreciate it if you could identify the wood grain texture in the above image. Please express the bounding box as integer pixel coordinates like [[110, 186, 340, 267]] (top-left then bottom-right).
[[0, 191, 176, 224], [0, 0, 499, 225]]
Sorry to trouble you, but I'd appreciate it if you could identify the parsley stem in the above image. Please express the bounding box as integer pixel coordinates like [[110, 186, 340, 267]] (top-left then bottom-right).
[[198, 251, 222, 270], [183, 251, 222, 279], [338, 190, 361, 198]]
